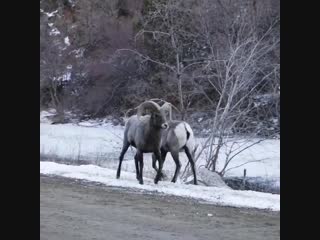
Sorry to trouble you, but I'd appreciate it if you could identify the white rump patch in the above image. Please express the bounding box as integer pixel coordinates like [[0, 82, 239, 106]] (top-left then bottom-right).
[[173, 123, 187, 149], [184, 123, 195, 151]]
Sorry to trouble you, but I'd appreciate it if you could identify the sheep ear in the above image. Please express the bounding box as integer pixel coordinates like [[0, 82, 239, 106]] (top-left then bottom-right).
[[161, 102, 172, 120]]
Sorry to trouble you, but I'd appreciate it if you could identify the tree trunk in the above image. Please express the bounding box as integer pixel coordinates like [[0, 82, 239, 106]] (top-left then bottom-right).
[[50, 81, 65, 123], [177, 73, 185, 120]]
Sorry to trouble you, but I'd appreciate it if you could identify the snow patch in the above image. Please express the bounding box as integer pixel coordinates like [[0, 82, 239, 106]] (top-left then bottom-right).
[[71, 48, 84, 58], [40, 162, 280, 211], [64, 37, 70, 46], [40, 109, 57, 123], [49, 27, 60, 36], [62, 72, 71, 81], [46, 10, 58, 18]]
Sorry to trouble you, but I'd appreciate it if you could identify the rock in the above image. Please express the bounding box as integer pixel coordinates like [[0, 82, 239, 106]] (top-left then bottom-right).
[[197, 167, 231, 189], [224, 176, 280, 194]]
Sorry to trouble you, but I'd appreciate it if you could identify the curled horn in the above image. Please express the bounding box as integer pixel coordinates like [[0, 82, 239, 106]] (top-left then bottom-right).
[[149, 98, 180, 113], [124, 108, 134, 119], [160, 102, 172, 121], [136, 101, 161, 119]]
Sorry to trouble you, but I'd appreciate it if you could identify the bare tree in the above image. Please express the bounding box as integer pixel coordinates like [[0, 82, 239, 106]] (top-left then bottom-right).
[[181, 7, 279, 178], [109, 1, 280, 180], [114, 0, 212, 119], [40, 8, 69, 120], [40, 0, 279, 132]]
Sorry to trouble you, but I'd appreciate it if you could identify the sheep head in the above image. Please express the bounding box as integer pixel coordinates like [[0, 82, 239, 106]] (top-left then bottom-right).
[[160, 102, 172, 121], [137, 100, 168, 129]]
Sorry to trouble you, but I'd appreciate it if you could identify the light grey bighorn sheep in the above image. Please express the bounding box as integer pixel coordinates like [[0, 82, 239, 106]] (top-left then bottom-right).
[[152, 119, 198, 185]]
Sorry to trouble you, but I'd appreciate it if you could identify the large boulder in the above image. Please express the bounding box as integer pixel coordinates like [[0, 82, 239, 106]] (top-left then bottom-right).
[[197, 167, 231, 189]]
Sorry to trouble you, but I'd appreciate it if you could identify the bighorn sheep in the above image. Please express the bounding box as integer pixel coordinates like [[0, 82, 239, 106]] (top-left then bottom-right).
[[116, 100, 171, 185], [152, 120, 198, 185]]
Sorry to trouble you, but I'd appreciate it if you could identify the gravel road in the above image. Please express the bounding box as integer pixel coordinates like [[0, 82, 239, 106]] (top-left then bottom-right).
[[40, 175, 280, 240]]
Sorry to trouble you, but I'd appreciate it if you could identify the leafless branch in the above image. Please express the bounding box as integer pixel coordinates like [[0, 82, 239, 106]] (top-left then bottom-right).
[[115, 49, 175, 72], [222, 158, 269, 175]]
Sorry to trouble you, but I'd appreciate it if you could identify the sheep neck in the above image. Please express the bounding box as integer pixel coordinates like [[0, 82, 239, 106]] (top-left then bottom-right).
[[143, 120, 162, 146]]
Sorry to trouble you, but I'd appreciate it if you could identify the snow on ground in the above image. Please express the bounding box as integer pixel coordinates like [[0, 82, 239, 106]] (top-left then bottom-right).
[[213, 138, 280, 178], [40, 109, 56, 123], [40, 111, 280, 210], [49, 27, 61, 36], [40, 112, 279, 181], [40, 121, 127, 161], [64, 36, 70, 46], [46, 10, 58, 18], [40, 161, 279, 211]]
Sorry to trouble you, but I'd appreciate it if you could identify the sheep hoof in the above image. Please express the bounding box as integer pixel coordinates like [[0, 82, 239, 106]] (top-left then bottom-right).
[[139, 180, 144, 185], [116, 175, 120, 179]]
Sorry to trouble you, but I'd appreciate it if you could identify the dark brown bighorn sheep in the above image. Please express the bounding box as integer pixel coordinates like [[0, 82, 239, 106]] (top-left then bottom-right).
[[116, 100, 171, 184]]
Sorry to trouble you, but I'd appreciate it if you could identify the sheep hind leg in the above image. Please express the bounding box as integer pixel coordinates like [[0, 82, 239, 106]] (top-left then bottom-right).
[[184, 146, 198, 185], [171, 151, 181, 183], [116, 141, 130, 179]]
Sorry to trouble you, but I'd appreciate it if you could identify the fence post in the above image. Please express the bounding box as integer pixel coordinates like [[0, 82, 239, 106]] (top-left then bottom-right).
[[242, 169, 247, 190]]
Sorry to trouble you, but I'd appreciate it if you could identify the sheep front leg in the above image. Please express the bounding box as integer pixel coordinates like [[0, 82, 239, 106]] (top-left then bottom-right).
[[154, 150, 163, 184], [136, 151, 144, 185], [171, 151, 181, 183], [152, 150, 167, 180], [134, 153, 140, 180]]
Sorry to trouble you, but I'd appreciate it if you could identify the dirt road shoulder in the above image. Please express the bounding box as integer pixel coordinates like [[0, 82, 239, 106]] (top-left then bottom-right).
[[40, 175, 280, 240]]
